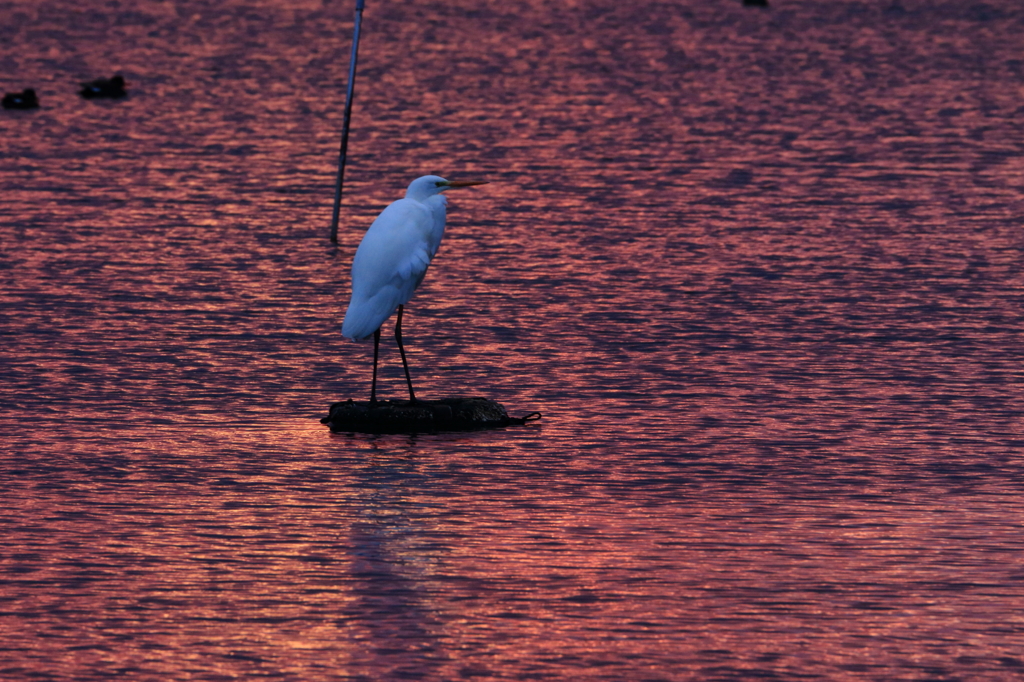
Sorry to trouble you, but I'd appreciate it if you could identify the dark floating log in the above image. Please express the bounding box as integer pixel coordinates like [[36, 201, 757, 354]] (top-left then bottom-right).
[[321, 397, 541, 434]]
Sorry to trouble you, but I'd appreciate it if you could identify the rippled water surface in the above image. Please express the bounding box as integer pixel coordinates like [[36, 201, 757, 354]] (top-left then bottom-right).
[[3, 0, 1024, 679]]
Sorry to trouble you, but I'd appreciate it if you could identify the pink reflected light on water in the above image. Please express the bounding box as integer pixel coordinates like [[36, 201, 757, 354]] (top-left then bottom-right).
[[3, 0, 1024, 679]]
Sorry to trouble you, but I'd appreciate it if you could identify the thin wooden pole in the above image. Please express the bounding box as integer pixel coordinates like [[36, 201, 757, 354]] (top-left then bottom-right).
[[330, 0, 365, 244]]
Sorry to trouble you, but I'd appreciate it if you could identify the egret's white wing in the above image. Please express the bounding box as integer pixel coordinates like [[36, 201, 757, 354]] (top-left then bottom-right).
[[341, 199, 437, 341]]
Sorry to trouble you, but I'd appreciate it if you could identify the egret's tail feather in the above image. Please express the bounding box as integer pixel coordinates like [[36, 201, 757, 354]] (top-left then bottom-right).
[[342, 288, 404, 341]]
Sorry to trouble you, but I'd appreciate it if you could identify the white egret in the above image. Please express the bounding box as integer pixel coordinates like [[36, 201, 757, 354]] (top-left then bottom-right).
[[341, 174, 488, 403]]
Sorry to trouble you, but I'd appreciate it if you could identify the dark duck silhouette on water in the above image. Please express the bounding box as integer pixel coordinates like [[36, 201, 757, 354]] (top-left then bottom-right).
[[81, 74, 126, 99], [3, 89, 39, 109]]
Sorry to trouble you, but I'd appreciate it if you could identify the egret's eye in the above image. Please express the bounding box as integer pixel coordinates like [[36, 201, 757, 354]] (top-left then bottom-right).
[[435, 181, 446, 187]]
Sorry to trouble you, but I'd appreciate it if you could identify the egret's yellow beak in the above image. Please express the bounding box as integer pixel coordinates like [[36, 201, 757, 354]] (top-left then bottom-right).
[[442, 180, 489, 188]]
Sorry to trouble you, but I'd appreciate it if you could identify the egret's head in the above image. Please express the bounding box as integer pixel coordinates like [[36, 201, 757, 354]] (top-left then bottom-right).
[[405, 175, 488, 201]]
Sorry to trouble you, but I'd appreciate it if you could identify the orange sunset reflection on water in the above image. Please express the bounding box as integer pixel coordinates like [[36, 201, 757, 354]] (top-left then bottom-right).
[[3, 0, 1024, 679]]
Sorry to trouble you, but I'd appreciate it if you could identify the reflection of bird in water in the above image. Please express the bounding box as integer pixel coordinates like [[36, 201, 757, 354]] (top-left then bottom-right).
[[3, 89, 39, 109], [81, 74, 127, 99], [342, 174, 488, 404]]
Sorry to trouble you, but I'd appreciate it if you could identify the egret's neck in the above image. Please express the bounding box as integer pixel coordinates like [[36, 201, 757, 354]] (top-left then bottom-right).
[[405, 189, 448, 208]]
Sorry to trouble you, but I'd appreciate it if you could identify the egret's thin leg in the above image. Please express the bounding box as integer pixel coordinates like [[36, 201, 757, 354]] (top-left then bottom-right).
[[370, 327, 381, 405], [395, 305, 417, 403]]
